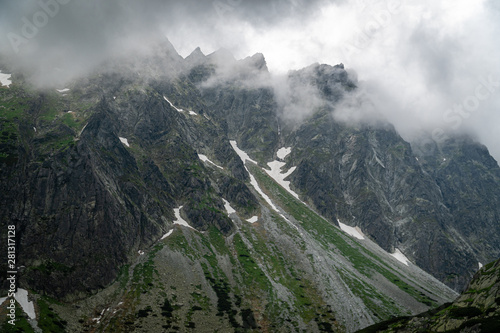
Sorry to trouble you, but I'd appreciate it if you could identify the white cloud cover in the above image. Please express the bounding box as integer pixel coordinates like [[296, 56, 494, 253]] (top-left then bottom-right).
[[172, 0, 500, 160], [1, 0, 499, 160]]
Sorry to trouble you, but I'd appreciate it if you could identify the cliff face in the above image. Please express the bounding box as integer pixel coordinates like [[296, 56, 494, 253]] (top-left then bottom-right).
[[284, 117, 478, 290], [413, 136, 500, 267], [196, 54, 498, 291], [1, 39, 500, 331], [0, 62, 258, 299]]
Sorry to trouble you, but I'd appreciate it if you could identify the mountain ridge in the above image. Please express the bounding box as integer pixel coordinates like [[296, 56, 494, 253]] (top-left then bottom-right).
[[1, 38, 499, 332]]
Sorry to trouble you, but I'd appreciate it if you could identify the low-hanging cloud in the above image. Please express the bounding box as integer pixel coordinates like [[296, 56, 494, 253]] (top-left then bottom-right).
[[230, 0, 500, 161], [1, 0, 500, 161]]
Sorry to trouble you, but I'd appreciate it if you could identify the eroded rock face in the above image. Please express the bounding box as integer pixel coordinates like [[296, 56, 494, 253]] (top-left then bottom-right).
[[197, 53, 500, 291], [1, 38, 500, 304], [0, 56, 258, 299], [282, 113, 481, 290]]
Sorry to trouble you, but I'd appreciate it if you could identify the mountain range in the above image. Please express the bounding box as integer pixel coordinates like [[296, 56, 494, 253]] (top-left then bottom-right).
[[1, 37, 500, 332]]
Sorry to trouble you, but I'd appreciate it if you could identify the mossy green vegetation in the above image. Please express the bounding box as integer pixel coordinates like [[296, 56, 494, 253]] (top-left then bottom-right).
[[249, 163, 439, 313], [31, 261, 75, 275], [233, 233, 271, 292], [37, 298, 67, 333]]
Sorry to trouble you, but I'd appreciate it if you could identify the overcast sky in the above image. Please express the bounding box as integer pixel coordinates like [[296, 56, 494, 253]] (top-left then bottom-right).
[[1, 0, 499, 160]]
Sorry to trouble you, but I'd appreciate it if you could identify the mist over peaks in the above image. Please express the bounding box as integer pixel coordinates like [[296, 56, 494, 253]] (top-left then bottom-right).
[[1, 0, 499, 160]]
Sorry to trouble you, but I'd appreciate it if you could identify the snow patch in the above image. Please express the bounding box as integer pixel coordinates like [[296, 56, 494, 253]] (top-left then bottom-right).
[[265, 160, 299, 199], [119, 137, 130, 147], [56, 88, 70, 93], [92, 308, 107, 323], [33, 127, 37, 132], [390, 248, 410, 266], [198, 154, 223, 169], [78, 122, 89, 137], [277, 147, 292, 159], [338, 220, 365, 240], [229, 140, 257, 164], [223, 199, 236, 215], [479, 262, 483, 269], [164, 96, 197, 115], [164, 96, 182, 112], [173, 206, 196, 230], [250, 167, 279, 211], [0, 71, 12, 87], [161, 230, 174, 240], [138, 250, 145, 255], [247, 216, 258, 223], [15, 289, 36, 320], [230, 141, 279, 212], [279, 213, 300, 231], [230, 140, 301, 231]]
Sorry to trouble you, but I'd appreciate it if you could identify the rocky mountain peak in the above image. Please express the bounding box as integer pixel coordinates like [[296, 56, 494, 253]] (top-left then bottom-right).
[[2, 37, 500, 332], [241, 52, 268, 72], [185, 46, 206, 66]]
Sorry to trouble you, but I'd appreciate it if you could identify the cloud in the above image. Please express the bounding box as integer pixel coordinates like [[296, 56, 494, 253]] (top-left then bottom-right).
[[1, 0, 499, 160], [229, 0, 500, 160]]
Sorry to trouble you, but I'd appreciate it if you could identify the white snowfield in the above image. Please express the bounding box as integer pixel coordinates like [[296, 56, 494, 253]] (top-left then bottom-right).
[[230, 141, 299, 230], [230, 141, 432, 271], [119, 137, 130, 147], [0, 289, 36, 319], [161, 206, 197, 239], [173, 206, 196, 230], [0, 71, 12, 87], [56, 88, 70, 93], [16, 289, 36, 320], [479, 262, 484, 269], [92, 308, 106, 323], [222, 198, 236, 215], [230, 140, 257, 164], [276, 147, 292, 159], [161, 230, 174, 240], [230, 140, 278, 212], [265, 160, 298, 199], [247, 216, 258, 223], [338, 220, 365, 240], [198, 154, 224, 169], [163, 96, 197, 115], [390, 248, 410, 266]]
